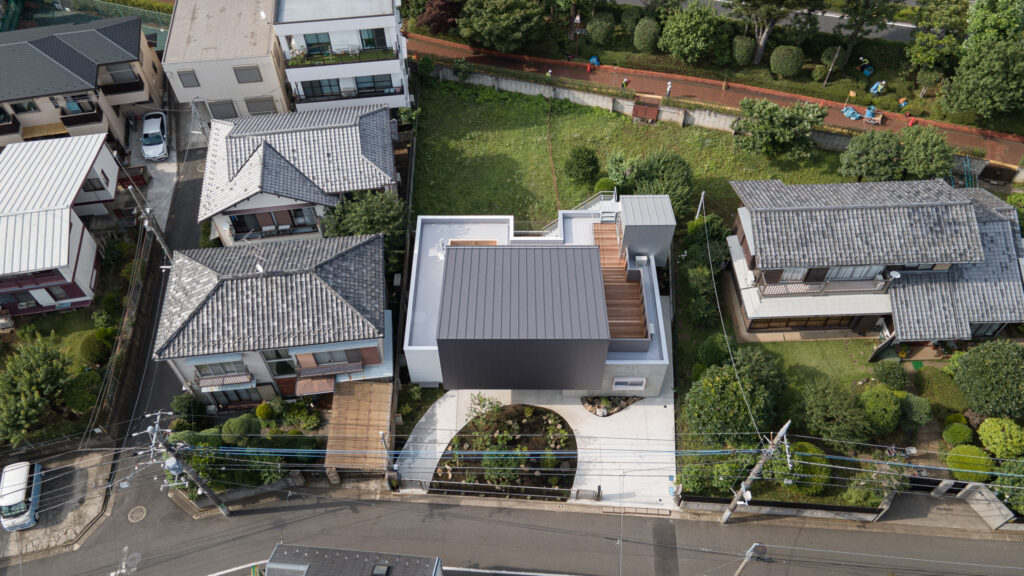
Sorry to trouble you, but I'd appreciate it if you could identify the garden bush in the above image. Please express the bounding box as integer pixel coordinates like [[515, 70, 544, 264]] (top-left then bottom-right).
[[658, 2, 721, 63], [631, 150, 693, 221], [770, 46, 804, 79], [993, 459, 1024, 515], [696, 333, 732, 367], [80, 332, 112, 365], [586, 12, 616, 46], [284, 403, 321, 431], [565, 146, 600, 183], [255, 402, 275, 421], [820, 46, 845, 66], [897, 392, 932, 430], [803, 379, 870, 444], [768, 441, 830, 495], [451, 58, 475, 81], [945, 413, 968, 426], [945, 445, 994, 482], [221, 414, 260, 446], [621, 7, 642, 35], [171, 393, 205, 423], [594, 177, 616, 193], [197, 427, 223, 447], [953, 340, 1024, 420], [733, 35, 756, 67], [811, 64, 828, 82], [96, 326, 118, 347], [859, 386, 901, 438], [873, 360, 907, 391], [978, 418, 1024, 459], [682, 365, 773, 440], [605, 151, 632, 186], [942, 422, 973, 447], [417, 55, 436, 80], [633, 17, 660, 53]]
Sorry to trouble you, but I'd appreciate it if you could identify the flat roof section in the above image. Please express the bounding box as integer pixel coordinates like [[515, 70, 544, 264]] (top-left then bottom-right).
[[276, 0, 393, 23], [164, 0, 274, 62]]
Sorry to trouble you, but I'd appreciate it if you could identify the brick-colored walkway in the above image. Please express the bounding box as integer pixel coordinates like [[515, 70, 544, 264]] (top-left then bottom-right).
[[408, 34, 1024, 168]]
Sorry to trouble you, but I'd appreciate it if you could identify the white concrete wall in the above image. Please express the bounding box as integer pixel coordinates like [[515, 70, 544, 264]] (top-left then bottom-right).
[[296, 91, 408, 110], [164, 56, 289, 118], [63, 212, 98, 300], [406, 347, 442, 384], [285, 60, 404, 83], [275, 15, 397, 56]]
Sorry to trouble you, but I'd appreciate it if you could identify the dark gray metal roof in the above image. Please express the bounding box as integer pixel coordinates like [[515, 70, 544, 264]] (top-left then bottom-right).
[[0, 18, 140, 101], [731, 180, 985, 268], [153, 236, 385, 359], [437, 246, 609, 341], [621, 194, 676, 226], [266, 544, 439, 576], [891, 218, 1024, 341]]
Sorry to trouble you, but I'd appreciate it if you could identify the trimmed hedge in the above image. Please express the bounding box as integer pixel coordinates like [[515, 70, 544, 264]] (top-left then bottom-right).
[[80, 332, 112, 365], [978, 417, 1024, 459], [594, 177, 616, 193], [633, 17, 660, 53], [587, 12, 616, 46], [733, 36, 755, 67], [820, 46, 845, 66], [942, 422, 973, 447], [770, 45, 804, 79], [812, 64, 828, 83], [945, 445, 994, 482]]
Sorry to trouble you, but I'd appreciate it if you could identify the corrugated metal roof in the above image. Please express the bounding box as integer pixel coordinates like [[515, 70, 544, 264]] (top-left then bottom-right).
[[621, 194, 676, 226], [0, 134, 106, 276], [437, 246, 609, 341]]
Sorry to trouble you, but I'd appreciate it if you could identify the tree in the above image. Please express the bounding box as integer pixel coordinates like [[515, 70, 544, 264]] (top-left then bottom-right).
[[171, 393, 206, 425], [322, 190, 407, 279], [978, 418, 1024, 459], [726, 0, 820, 65], [769, 45, 805, 79], [79, 332, 112, 365], [631, 150, 694, 222], [416, 0, 462, 35], [458, 0, 546, 53], [993, 459, 1024, 515], [953, 340, 1024, 420], [736, 346, 786, 404], [221, 414, 261, 446], [658, 1, 721, 63], [633, 17, 661, 53], [838, 130, 904, 181], [899, 125, 954, 180], [833, 0, 900, 65], [859, 386, 901, 438], [683, 365, 774, 441], [605, 151, 633, 185], [565, 146, 600, 183], [0, 334, 73, 445], [586, 12, 616, 46], [621, 7, 643, 35], [898, 392, 932, 430], [803, 379, 871, 444], [696, 333, 732, 367], [767, 441, 831, 495], [943, 0, 1024, 119], [905, 0, 969, 72], [733, 35, 756, 66], [732, 99, 827, 159]]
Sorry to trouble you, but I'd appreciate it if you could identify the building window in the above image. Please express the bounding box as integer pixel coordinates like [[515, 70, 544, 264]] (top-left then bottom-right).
[[612, 378, 646, 391], [290, 207, 316, 227], [313, 349, 358, 365], [106, 62, 138, 83], [825, 265, 885, 280], [63, 94, 96, 114], [230, 214, 260, 234], [207, 100, 238, 119], [46, 285, 69, 301], [359, 28, 388, 50], [300, 79, 341, 98], [355, 74, 393, 93], [234, 66, 263, 84], [261, 349, 297, 377], [195, 360, 248, 377], [178, 70, 200, 88], [303, 33, 332, 55], [244, 98, 277, 115], [10, 100, 38, 113], [82, 177, 105, 192]]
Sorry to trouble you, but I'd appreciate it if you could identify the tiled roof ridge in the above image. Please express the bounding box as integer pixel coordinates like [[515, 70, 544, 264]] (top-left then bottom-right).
[[751, 199, 971, 212], [259, 142, 328, 196], [152, 253, 223, 357], [22, 41, 93, 86], [226, 108, 374, 139]]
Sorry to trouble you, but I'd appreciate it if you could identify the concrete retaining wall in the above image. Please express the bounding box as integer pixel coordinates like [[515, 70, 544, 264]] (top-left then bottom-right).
[[961, 484, 1021, 531], [679, 492, 892, 523], [811, 130, 853, 152]]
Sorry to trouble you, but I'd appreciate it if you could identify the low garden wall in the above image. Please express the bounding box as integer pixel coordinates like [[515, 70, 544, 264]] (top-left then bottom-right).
[[960, 484, 1022, 532], [678, 493, 894, 523]]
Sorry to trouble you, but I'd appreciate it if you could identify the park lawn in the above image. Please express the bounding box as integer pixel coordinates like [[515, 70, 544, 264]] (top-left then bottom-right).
[[414, 82, 847, 225]]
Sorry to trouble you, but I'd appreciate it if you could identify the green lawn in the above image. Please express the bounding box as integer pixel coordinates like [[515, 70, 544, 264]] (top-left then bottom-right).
[[21, 307, 96, 365], [757, 340, 876, 387], [914, 366, 967, 422], [414, 82, 847, 225]]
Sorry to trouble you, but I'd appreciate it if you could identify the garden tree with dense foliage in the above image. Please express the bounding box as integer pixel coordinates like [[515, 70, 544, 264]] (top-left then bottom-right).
[[725, 0, 821, 65], [0, 333, 73, 445], [621, 7, 642, 35], [631, 150, 694, 222], [416, 0, 463, 35], [994, 459, 1024, 515], [839, 130, 904, 182], [833, 0, 901, 66], [697, 333, 733, 367], [732, 99, 827, 159], [952, 340, 1024, 420], [565, 146, 600, 182], [895, 391, 932, 431], [685, 213, 731, 272], [322, 190, 407, 279], [872, 360, 906, 390], [605, 151, 631, 186], [221, 414, 261, 447], [677, 450, 758, 495], [899, 125, 955, 180], [633, 17, 661, 53], [767, 441, 831, 495], [769, 45, 804, 79], [978, 418, 1024, 459], [458, 0, 546, 53], [733, 35, 756, 66], [686, 265, 717, 327], [658, 1, 722, 63], [859, 386, 901, 438], [735, 346, 786, 404], [803, 379, 871, 445], [945, 444, 994, 482], [943, 0, 1024, 119], [171, 393, 206, 427], [906, 0, 969, 73], [683, 365, 774, 441], [942, 422, 973, 446], [586, 12, 616, 46]]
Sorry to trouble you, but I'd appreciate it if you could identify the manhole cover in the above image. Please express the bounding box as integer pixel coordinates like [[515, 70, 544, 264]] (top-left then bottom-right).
[[126, 552, 142, 568], [128, 506, 147, 523]]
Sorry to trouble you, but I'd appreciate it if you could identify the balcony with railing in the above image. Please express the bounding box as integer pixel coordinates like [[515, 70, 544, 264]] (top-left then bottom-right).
[[294, 84, 405, 105], [286, 47, 398, 68], [194, 370, 254, 389], [756, 275, 891, 298], [231, 224, 319, 242], [297, 361, 363, 378], [99, 78, 148, 105], [0, 269, 67, 293], [0, 113, 19, 135], [60, 107, 103, 127]]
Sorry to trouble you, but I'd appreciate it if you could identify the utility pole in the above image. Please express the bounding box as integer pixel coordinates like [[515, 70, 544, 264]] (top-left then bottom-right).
[[111, 153, 173, 261], [721, 420, 791, 524], [732, 543, 766, 576], [145, 411, 232, 518]]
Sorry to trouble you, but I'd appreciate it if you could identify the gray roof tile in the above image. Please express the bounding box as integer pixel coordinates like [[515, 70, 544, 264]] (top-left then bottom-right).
[[153, 235, 385, 359]]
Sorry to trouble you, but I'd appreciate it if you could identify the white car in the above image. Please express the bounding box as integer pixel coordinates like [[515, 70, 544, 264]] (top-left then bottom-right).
[[140, 112, 168, 161]]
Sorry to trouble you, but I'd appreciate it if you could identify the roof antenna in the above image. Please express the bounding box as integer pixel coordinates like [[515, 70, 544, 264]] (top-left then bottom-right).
[[241, 235, 270, 274]]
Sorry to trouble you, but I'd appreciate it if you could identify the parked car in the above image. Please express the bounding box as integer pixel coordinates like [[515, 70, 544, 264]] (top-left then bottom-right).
[[140, 112, 168, 161], [0, 462, 42, 531]]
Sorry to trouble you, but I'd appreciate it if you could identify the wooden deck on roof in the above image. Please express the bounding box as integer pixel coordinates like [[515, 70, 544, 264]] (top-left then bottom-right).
[[594, 223, 648, 339], [324, 380, 394, 471]]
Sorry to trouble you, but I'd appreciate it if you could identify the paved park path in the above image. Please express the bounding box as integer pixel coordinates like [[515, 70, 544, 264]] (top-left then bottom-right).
[[408, 33, 1024, 169]]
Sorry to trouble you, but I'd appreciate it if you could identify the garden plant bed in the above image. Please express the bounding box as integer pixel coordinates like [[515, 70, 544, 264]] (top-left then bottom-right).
[[581, 396, 642, 417], [429, 399, 577, 501]]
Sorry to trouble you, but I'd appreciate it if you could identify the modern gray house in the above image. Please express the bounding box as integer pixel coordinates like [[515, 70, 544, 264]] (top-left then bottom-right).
[[728, 179, 1024, 345], [265, 544, 444, 576], [404, 192, 676, 396]]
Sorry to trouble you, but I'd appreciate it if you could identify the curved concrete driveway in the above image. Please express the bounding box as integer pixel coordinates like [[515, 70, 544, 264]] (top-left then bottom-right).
[[396, 385, 677, 510]]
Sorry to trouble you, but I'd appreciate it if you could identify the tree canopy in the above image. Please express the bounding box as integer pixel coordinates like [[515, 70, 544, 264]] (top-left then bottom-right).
[[726, 0, 822, 65], [906, 0, 969, 72], [802, 379, 871, 445], [953, 340, 1024, 420], [658, 1, 722, 63], [732, 99, 827, 159], [839, 130, 904, 182], [322, 190, 407, 278], [833, 0, 901, 65], [943, 0, 1024, 119], [458, 0, 546, 53], [0, 333, 73, 445], [683, 365, 774, 441]]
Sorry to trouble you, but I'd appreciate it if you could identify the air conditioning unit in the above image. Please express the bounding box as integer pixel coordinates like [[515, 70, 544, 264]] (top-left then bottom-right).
[[17, 301, 37, 310]]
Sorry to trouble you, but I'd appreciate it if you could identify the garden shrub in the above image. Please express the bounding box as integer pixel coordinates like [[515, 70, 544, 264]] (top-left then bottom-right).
[[171, 393, 205, 424], [92, 309, 113, 330], [736, 347, 785, 403], [696, 333, 732, 367], [167, 430, 200, 446], [605, 151, 632, 186], [945, 413, 968, 426], [803, 379, 871, 445], [768, 441, 830, 495], [993, 459, 1024, 515], [811, 64, 828, 82], [859, 386, 901, 438], [565, 146, 600, 183], [417, 55, 436, 79], [197, 427, 223, 447], [953, 340, 1024, 420], [733, 35, 756, 66], [978, 417, 1024, 459], [96, 326, 118, 347], [621, 7, 642, 35], [586, 12, 616, 46], [945, 445, 993, 482], [222, 414, 260, 446], [711, 21, 734, 67], [873, 360, 907, 391], [683, 365, 773, 440], [80, 332, 111, 365], [631, 150, 693, 222], [658, 1, 721, 63], [898, 392, 932, 430], [255, 402, 275, 421], [284, 403, 321, 431], [691, 362, 706, 381], [820, 46, 845, 66], [594, 177, 616, 193], [633, 17, 660, 53], [942, 422, 973, 447], [268, 396, 287, 416], [770, 45, 804, 78], [169, 418, 194, 432], [451, 58, 475, 81], [64, 368, 100, 413]]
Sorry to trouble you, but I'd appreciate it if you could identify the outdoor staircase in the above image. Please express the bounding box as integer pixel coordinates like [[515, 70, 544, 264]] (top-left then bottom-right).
[[594, 223, 648, 339]]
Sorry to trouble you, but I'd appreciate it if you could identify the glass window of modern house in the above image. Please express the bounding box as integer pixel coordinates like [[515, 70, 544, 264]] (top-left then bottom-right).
[[313, 349, 359, 365], [207, 100, 238, 119], [261, 349, 296, 377], [303, 33, 331, 55], [612, 377, 646, 391], [244, 98, 277, 115], [355, 74, 392, 93], [290, 207, 317, 227], [359, 28, 387, 50], [300, 79, 341, 98], [195, 360, 248, 376], [106, 62, 138, 84], [234, 66, 263, 84], [10, 100, 38, 113], [177, 70, 200, 88]]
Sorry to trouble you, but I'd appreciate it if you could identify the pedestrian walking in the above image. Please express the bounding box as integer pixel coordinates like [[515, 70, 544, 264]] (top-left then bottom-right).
[[666, 81, 672, 97]]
